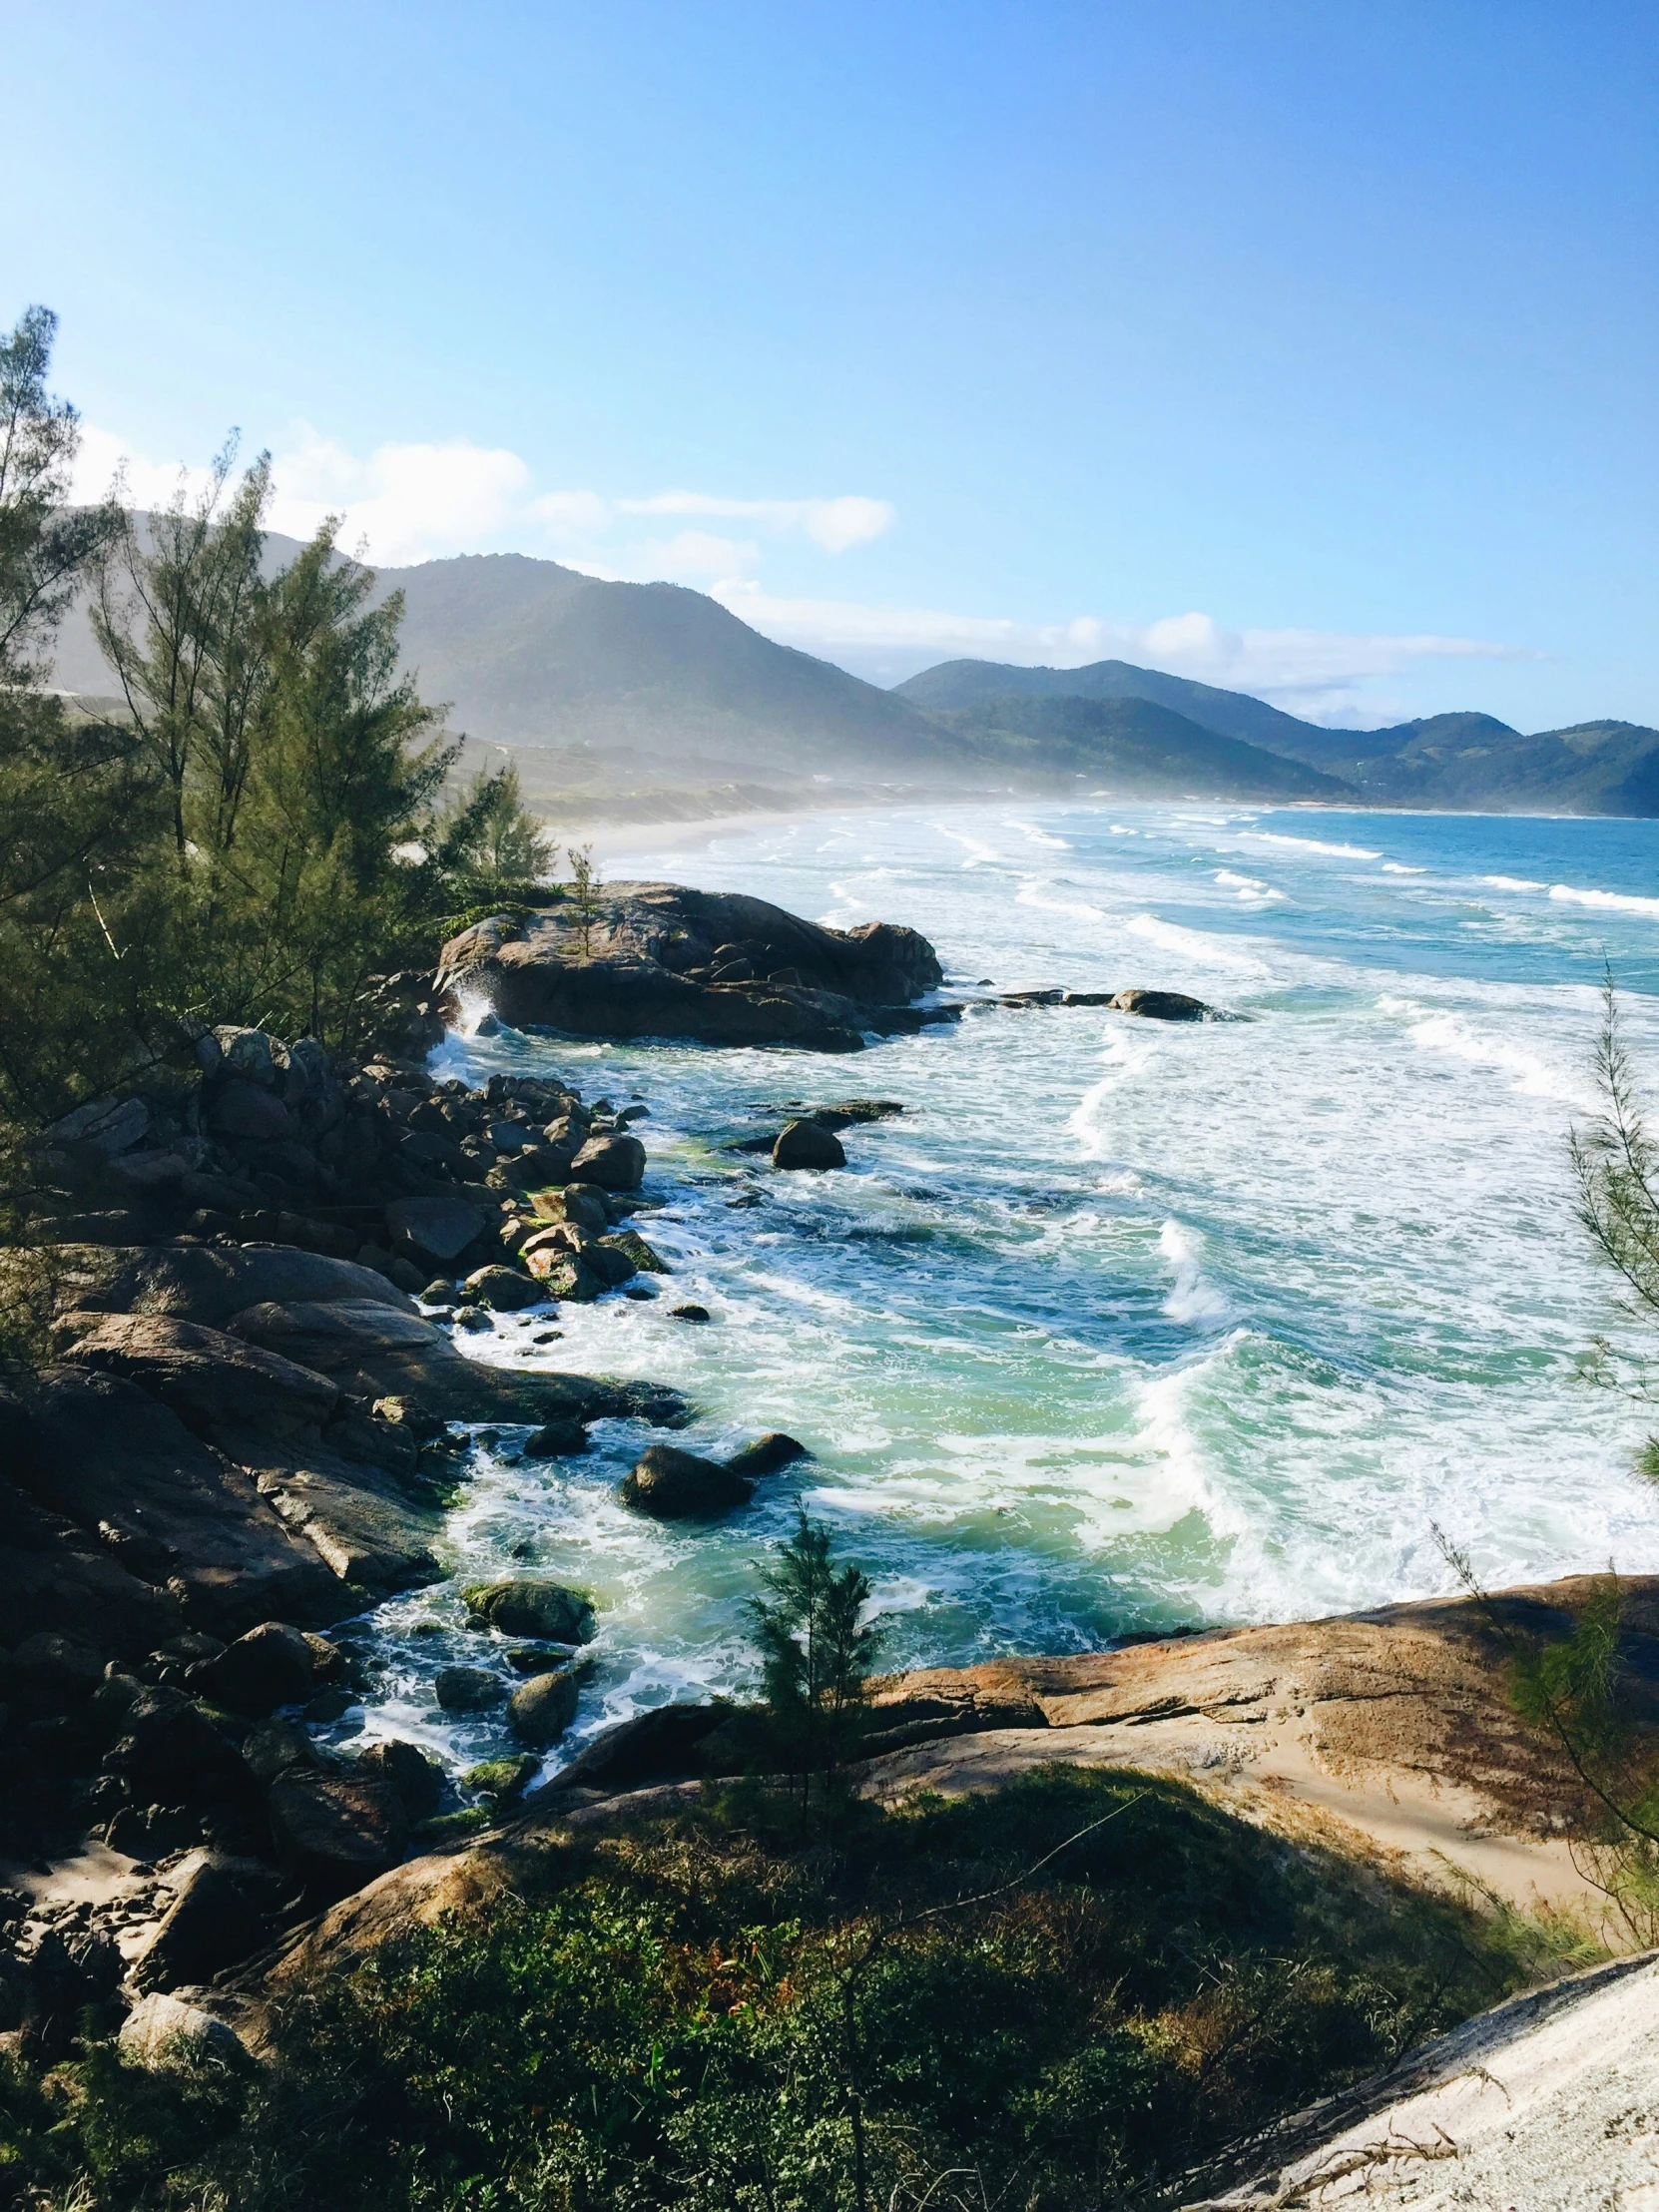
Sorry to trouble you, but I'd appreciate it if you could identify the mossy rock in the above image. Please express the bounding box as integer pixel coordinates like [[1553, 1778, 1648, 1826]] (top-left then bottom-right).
[[463, 1754, 539, 1802]]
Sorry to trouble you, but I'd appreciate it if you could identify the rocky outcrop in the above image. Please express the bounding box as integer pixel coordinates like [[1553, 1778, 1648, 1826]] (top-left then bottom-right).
[[436, 882, 956, 1052], [620, 1445, 755, 1519]]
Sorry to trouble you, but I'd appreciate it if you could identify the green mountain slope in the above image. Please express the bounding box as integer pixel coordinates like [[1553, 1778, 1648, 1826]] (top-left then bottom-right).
[[931, 694, 1351, 801], [380, 554, 954, 774], [899, 658, 1659, 815], [895, 654, 1327, 753]]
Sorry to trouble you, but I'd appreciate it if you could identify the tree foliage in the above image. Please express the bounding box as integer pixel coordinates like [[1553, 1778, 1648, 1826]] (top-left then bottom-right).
[[0, 303, 534, 1138], [749, 1510, 882, 1817]]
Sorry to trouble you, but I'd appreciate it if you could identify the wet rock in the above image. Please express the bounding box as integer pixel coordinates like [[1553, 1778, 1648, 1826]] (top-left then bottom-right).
[[120, 1990, 247, 2070], [385, 1195, 487, 1266], [353, 1739, 444, 1821], [436, 881, 946, 1050], [241, 1717, 321, 1786], [433, 1666, 505, 1712], [810, 1100, 904, 1128], [419, 1279, 458, 1307], [131, 1857, 268, 1992], [526, 1251, 605, 1302], [600, 1229, 667, 1274], [1110, 988, 1210, 1021], [461, 1265, 543, 1312], [724, 1432, 809, 1480], [463, 1578, 596, 1643], [569, 1133, 646, 1191], [583, 1241, 637, 1289], [267, 1767, 407, 1895], [520, 1418, 590, 1458], [528, 1702, 728, 1797], [773, 1119, 846, 1171], [454, 1307, 493, 1333], [187, 1622, 315, 1715], [669, 1304, 711, 1323], [530, 1185, 611, 1230], [505, 1645, 576, 1675], [507, 1666, 580, 1748], [621, 1445, 754, 1520], [463, 1754, 538, 1801]]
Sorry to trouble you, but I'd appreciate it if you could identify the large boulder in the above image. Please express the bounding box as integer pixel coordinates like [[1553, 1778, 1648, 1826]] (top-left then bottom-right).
[[386, 1196, 486, 1267], [434, 1666, 505, 1712], [187, 1622, 315, 1715], [568, 1133, 646, 1191], [3, 1370, 345, 1635], [620, 1445, 754, 1520], [463, 1578, 596, 1643], [507, 1666, 580, 1748], [131, 1857, 270, 1992], [773, 1119, 846, 1171], [267, 1767, 408, 1895], [120, 1991, 248, 2070], [436, 882, 954, 1051], [1110, 988, 1210, 1021], [724, 1432, 808, 1480], [51, 1243, 411, 1331], [461, 1265, 543, 1312], [225, 1297, 675, 1428], [103, 1686, 251, 1805], [353, 1739, 444, 1822], [63, 1316, 340, 1443]]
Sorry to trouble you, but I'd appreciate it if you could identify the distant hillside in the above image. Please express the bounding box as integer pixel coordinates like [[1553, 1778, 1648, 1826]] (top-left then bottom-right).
[[895, 654, 1326, 753], [930, 694, 1351, 802], [50, 542, 956, 786], [899, 657, 1659, 817], [50, 538, 1659, 818]]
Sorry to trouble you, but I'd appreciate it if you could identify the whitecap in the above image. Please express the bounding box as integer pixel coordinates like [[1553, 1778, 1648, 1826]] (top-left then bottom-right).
[[1481, 874, 1548, 891], [1406, 1010, 1592, 1108], [1549, 882, 1659, 918], [1159, 1219, 1234, 1328], [1240, 831, 1382, 859], [1126, 910, 1270, 975], [1214, 869, 1287, 902], [1382, 862, 1427, 874]]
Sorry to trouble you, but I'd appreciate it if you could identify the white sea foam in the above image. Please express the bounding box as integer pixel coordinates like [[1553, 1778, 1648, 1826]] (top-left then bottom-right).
[[1240, 830, 1383, 859], [1549, 882, 1659, 918], [1214, 868, 1286, 902], [1158, 1219, 1234, 1328], [1126, 910, 1270, 975], [1382, 861, 1427, 874], [323, 797, 1659, 1783], [1482, 874, 1548, 891], [1405, 1010, 1592, 1108], [1007, 818, 1071, 848]]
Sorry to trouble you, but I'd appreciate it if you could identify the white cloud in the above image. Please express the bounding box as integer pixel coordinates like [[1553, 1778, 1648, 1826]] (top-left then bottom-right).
[[70, 419, 1524, 722], [613, 491, 894, 552], [267, 427, 530, 566], [709, 585, 1525, 721]]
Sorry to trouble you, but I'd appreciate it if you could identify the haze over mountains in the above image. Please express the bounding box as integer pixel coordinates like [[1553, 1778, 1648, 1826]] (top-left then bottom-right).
[[51, 542, 1659, 820]]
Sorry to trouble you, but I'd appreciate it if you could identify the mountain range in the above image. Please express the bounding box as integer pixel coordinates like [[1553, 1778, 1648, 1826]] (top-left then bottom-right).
[[49, 543, 1659, 818]]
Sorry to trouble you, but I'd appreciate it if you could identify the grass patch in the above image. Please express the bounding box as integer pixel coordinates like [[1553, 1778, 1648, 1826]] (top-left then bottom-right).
[[8, 1767, 1572, 2210]]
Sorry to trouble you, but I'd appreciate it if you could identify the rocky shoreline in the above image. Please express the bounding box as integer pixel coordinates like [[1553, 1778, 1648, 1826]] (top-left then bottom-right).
[[0, 869, 1534, 2076]]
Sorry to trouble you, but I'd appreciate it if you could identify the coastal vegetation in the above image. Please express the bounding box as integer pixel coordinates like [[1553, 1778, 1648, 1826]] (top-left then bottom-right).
[[0, 306, 545, 1143]]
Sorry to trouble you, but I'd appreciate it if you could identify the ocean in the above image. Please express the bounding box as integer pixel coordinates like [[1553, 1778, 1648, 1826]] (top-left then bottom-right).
[[343, 801, 1659, 1776]]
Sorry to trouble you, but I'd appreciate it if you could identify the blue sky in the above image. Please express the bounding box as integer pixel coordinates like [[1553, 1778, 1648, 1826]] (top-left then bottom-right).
[[9, 0, 1657, 727]]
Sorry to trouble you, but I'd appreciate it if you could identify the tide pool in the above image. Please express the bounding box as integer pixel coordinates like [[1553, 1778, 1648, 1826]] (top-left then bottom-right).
[[338, 801, 1659, 1778]]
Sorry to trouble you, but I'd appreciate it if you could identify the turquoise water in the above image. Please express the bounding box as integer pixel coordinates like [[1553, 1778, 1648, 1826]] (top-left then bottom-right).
[[344, 802, 1659, 1777]]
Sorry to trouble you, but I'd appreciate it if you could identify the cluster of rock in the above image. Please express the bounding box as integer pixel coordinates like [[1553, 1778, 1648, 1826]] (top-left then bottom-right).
[[436, 881, 959, 1052], [0, 1566, 616, 2058]]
